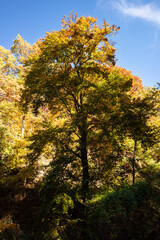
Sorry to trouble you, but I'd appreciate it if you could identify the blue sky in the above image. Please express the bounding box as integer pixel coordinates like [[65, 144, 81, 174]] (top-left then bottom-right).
[[1, 0, 160, 87]]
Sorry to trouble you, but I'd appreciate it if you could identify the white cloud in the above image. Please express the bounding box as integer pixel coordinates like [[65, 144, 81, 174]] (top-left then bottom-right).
[[114, 0, 160, 26]]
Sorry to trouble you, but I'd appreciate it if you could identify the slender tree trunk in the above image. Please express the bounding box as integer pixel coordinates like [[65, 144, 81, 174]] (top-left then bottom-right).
[[132, 140, 137, 185], [22, 115, 25, 138]]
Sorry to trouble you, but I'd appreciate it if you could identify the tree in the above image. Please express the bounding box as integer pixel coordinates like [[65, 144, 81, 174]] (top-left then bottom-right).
[[23, 14, 134, 202], [120, 92, 157, 184], [0, 39, 37, 173], [0, 46, 21, 170], [11, 34, 40, 138]]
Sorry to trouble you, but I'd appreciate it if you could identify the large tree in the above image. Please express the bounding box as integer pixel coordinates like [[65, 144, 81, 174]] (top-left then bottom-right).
[[23, 14, 134, 201]]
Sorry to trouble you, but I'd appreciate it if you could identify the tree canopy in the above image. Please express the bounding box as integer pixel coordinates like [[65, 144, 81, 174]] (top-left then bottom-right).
[[22, 14, 151, 201]]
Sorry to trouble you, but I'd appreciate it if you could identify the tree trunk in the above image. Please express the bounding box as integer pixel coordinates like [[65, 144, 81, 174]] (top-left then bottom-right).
[[22, 115, 25, 138], [80, 119, 89, 203], [132, 140, 137, 185], [78, 92, 89, 203]]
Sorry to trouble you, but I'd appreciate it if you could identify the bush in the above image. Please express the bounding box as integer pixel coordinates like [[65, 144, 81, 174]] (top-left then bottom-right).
[[88, 182, 160, 240]]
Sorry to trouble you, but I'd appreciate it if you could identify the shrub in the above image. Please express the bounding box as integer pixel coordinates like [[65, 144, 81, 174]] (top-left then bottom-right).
[[88, 182, 160, 240]]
